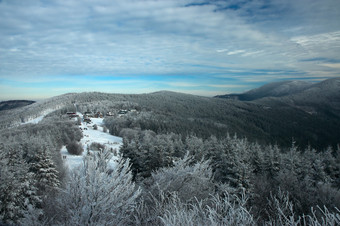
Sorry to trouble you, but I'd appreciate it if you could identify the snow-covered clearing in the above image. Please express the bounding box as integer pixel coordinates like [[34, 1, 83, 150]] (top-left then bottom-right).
[[60, 113, 123, 171], [21, 108, 56, 125], [22, 114, 46, 124]]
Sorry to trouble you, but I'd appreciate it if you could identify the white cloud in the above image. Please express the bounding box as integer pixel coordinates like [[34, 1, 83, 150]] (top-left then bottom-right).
[[291, 31, 340, 47], [226, 50, 246, 55], [216, 49, 229, 53], [0, 0, 339, 98], [321, 63, 340, 69]]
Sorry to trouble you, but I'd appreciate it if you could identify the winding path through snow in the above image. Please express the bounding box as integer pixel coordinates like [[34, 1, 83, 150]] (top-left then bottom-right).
[[60, 113, 123, 171]]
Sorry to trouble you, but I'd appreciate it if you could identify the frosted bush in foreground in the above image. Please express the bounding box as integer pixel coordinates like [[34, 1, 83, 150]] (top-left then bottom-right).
[[265, 188, 340, 226], [159, 191, 254, 226], [149, 153, 215, 203], [53, 150, 141, 225]]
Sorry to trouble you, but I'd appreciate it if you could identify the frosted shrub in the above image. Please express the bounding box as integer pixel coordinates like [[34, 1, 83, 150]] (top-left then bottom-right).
[[265, 188, 340, 225], [159, 191, 255, 226], [66, 141, 83, 155], [53, 150, 141, 225], [305, 206, 340, 225], [266, 188, 298, 225], [149, 153, 215, 203], [89, 142, 105, 151]]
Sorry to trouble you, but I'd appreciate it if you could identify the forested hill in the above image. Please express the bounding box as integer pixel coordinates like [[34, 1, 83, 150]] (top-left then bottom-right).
[[213, 77, 340, 148], [1, 78, 340, 149], [215, 80, 313, 101], [215, 77, 340, 104]]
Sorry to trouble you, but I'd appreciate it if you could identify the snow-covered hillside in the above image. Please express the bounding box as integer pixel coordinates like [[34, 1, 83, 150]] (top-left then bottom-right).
[[60, 113, 123, 170]]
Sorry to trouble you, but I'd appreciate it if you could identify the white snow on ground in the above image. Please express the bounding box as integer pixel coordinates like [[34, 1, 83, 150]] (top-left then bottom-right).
[[60, 113, 123, 171], [22, 114, 46, 124], [21, 109, 56, 125]]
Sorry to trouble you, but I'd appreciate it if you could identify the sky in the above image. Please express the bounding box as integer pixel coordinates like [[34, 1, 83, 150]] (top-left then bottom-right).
[[0, 0, 340, 100]]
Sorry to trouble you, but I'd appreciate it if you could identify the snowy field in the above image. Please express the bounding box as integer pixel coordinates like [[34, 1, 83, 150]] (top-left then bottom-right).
[[60, 113, 123, 171]]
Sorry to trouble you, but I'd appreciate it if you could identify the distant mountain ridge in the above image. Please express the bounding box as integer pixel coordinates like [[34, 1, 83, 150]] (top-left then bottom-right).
[[0, 100, 35, 111], [215, 80, 314, 101], [215, 78, 340, 102]]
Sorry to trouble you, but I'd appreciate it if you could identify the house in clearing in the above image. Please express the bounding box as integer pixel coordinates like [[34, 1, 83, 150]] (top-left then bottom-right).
[[84, 111, 94, 117], [118, 109, 129, 117], [118, 109, 128, 114], [94, 112, 103, 118], [83, 118, 92, 123], [67, 112, 79, 118], [106, 111, 114, 116]]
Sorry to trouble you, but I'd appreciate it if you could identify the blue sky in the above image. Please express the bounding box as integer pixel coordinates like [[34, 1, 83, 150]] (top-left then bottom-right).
[[1, 0, 340, 100]]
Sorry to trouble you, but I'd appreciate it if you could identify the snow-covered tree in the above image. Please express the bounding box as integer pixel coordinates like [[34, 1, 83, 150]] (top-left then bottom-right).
[[0, 148, 41, 224], [158, 190, 255, 226], [263, 144, 281, 177], [149, 153, 214, 203], [30, 149, 61, 193], [53, 149, 141, 225]]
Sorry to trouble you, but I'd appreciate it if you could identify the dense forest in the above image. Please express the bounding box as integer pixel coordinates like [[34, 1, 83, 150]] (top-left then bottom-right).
[[0, 78, 340, 225]]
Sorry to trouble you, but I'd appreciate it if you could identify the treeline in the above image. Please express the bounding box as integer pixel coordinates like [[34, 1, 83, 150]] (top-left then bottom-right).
[[119, 131, 340, 223]]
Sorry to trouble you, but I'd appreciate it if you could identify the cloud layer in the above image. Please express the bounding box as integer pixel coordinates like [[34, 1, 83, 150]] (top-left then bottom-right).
[[0, 0, 340, 99]]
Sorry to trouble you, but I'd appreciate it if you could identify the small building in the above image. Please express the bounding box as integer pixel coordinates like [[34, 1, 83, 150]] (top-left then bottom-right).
[[118, 109, 128, 114], [84, 111, 94, 117], [67, 112, 79, 118], [106, 111, 114, 116], [84, 118, 92, 123], [94, 112, 103, 118], [118, 109, 128, 117]]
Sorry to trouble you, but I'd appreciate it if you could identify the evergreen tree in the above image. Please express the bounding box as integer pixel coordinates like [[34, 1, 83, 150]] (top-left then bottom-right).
[[322, 147, 339, 184], [30, 149, 61, 193], [263, 145, 281, 177], [250, 142, 265, 175], [0, 148, 41, 224]]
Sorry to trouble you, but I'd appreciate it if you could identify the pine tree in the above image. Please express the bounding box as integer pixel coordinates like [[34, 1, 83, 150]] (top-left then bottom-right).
[[250, 142, 265, 175], [263, 145, 281, 177], [30, 149, 61, 193], [0, 148, 41, 224], [322, 147, 339, 184]]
